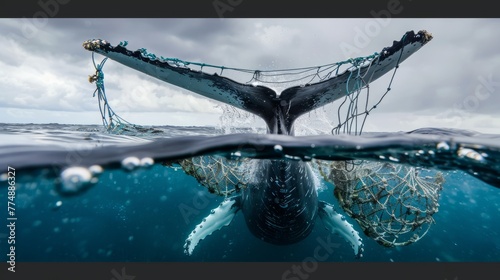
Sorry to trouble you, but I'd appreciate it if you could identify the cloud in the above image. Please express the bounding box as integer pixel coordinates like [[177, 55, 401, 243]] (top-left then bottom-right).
[[0, 18, 499, 132]]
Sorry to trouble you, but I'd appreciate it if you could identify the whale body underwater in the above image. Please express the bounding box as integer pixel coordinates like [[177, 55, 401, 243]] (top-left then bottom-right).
[[83, 30, 433, 258]]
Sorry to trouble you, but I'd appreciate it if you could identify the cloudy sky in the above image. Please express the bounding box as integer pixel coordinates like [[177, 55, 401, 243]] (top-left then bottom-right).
[[1, 18, 500, 133]]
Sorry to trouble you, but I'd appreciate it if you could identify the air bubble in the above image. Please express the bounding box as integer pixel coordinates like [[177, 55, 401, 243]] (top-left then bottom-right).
[[436, 141, 450, 151], [232, 151, 242, 157], [274, 145, 283, 152], [457, 147, 485, 161], [59, 167, 94, 194], [388, 156, 399, 162], [140, 157, 154, 168], [88, 165, 103, 175], [121, 157, 141, 171]]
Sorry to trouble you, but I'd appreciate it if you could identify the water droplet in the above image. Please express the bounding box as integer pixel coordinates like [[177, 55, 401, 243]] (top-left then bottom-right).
[[140, 157, 154, 168], [59, 167, 94, 194], [121, 157, 141, 171], [274, 145, 283, 152]]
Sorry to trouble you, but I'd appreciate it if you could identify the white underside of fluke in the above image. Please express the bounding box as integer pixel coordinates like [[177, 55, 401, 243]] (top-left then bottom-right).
[[184, 197, 240, 256], [318, 201, 364, 258]]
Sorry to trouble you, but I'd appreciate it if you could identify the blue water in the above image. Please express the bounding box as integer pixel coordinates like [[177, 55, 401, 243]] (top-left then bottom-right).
[[1, 123, 500, 262]]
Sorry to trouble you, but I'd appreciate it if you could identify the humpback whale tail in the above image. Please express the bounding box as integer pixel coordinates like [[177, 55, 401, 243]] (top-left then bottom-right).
[[83, 30, 432, 135], [81, 30, 439, 258]]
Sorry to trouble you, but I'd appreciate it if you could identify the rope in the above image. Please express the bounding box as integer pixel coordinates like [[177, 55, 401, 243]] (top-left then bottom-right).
[[87, 32, 408, 136], [331, 33, 407, 136], [88, 53, 148, 134]]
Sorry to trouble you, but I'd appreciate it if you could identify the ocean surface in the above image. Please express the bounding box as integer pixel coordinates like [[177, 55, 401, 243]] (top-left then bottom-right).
[[1, 123, 500, 262]]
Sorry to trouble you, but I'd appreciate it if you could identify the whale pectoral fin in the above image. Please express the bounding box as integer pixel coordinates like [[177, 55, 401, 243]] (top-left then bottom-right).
[[184, 196, 241, 256], [318, 201, 364, 258]]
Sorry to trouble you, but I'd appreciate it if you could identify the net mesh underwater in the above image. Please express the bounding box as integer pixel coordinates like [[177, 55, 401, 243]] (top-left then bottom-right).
[[85, 30, 444, 248]]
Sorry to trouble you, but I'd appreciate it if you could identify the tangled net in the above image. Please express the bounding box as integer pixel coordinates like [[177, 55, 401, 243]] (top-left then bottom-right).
[[86, 32, 411, 136], [314, 160, 444, 247], [176, 156, 251, 197], [86, 32, 444, 248]]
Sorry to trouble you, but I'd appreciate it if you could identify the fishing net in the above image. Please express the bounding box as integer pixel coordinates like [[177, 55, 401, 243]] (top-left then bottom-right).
[[174, 156, 251, 197], [85, 31, 425, 135], [86, 52, 160, 135], [314, 160, 444, 247], [85, 32, 443, 247]]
